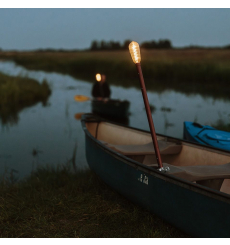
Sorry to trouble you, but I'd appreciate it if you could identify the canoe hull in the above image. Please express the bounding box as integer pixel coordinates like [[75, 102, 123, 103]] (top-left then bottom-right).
[[85, 136, 230, 237], [82, 116, 230, 237], [91, 99, 130, 118]]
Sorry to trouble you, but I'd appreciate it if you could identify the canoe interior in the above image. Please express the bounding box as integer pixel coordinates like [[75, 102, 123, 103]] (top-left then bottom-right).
[[86, 121, 230, 196]]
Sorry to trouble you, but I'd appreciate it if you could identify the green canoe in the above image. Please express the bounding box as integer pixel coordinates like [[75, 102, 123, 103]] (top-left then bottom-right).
[[81, 113, 230, 238], [91, 99, 130, 119]]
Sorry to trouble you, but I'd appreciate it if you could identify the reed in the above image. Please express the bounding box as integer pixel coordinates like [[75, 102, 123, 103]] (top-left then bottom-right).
[[0, 72, 51, 125], [1, 49, 230, 98], [0, 166, 188, 238]]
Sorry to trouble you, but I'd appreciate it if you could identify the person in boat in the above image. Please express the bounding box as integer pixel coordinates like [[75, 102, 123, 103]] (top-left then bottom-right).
[[92, 74, 111, 100]]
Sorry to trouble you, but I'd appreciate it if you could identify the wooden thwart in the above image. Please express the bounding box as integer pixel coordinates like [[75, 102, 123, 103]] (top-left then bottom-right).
[[104, 140, 182, 155], [101, 140, 230, 190], [166, 162, 230, 190], [166, 162, 230, 182]]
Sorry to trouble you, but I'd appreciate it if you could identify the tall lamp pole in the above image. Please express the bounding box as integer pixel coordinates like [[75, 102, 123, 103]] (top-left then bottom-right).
[[129, 41, 163, 170]]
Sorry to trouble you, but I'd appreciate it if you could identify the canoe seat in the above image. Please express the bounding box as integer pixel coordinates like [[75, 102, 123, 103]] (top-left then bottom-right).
[[102, 140, 182, 156], [165, 162, 230, 190]]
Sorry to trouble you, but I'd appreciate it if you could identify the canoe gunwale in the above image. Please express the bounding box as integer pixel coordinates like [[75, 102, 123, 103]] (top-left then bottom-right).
[[81, 113, 230, 204]]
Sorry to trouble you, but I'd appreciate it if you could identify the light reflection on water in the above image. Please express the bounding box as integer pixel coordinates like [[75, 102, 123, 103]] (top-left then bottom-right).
[[0, 61, 230, 180]]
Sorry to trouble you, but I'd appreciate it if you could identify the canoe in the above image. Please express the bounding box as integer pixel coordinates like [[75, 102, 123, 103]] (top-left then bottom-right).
[[91, 99, 130, 119], [184, 121, 230, 151], [81, 113, 230, 237]]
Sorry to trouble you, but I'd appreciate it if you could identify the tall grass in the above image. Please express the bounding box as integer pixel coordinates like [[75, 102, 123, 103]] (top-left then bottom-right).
[[0, 72, 51, 125], [1, 49, 230, 98], [0, 166, 188, 238]]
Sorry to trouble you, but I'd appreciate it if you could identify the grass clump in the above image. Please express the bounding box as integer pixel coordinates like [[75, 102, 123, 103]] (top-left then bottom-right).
[[0, 72, 51, 125], [0, 166, 188, 238]]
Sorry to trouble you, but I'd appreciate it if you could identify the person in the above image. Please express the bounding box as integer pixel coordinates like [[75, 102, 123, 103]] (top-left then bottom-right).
[[92, 74, 111, 100]]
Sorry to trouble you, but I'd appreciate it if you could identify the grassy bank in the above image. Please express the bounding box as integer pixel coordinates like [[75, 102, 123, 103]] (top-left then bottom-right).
[[1, 49, 230, 98], [0, 72, 51, 125], [0, 166, 188, 238]]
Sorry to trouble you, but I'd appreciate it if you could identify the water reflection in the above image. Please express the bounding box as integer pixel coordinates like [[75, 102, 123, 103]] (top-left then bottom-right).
[[0, 107, 19, 126], [92, 112, 130, 126], [74, 112, 85, 121], [0, 99, 49, 126], [1, 61, 230, 180]]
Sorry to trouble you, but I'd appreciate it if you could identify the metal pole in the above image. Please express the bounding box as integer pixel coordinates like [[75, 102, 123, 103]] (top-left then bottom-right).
[[136, 63, 163, 169]]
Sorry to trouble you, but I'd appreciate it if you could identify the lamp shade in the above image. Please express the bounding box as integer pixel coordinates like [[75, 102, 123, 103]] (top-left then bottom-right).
[[129, 41, 141, 64]]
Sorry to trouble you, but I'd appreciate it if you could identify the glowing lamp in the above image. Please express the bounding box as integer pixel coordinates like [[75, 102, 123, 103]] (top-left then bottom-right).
[[129, 41, 141, 64], [96, 73, 101, 82]]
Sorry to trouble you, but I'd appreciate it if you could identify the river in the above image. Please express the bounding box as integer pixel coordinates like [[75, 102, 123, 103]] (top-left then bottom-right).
[[1, 61, 230, 180]]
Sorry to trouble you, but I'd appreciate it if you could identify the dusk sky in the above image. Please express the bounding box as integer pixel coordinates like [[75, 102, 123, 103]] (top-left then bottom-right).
[[0, 8, 230, 50]]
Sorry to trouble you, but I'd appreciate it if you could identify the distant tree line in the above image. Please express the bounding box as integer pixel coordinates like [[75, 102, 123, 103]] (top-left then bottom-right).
[[184, 44, 230, 50], [90, 40, 131, 51], [1, 41, 230, 53], [141, 40, 172, 49], [90, 39, 172, 51]]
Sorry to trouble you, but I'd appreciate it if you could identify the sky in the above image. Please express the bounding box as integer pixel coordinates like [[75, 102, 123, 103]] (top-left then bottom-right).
[[0, 8, 230, 51]]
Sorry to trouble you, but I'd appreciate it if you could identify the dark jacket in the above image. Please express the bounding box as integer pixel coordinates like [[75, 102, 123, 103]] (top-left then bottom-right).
[[92, 82, 111, 98]]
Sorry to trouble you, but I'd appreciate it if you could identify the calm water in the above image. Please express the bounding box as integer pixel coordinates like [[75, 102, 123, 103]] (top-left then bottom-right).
[[1, 61, 230, 180]]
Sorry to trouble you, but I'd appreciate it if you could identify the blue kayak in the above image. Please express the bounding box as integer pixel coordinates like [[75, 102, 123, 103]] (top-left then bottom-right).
[[183, 121, 230, 151]]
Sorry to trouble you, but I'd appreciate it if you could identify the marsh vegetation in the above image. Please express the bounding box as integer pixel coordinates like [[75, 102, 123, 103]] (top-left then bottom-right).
[[0, 72, 51, 125], [1, 49, 230, 99]]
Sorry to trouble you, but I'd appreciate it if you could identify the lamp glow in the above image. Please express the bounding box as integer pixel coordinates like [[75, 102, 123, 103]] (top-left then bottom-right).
[[129, 41, 141, 64], [96, 73, 101, 82]]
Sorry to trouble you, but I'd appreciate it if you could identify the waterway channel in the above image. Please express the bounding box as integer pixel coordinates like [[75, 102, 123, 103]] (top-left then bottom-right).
[[1, 61, 230, 180]]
